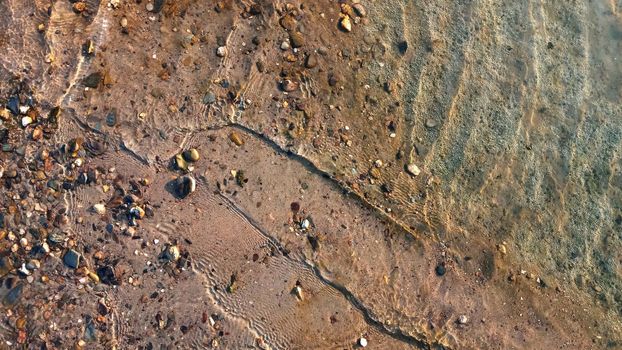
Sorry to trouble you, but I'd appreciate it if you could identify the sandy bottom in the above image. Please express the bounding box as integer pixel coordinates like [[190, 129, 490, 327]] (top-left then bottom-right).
[[0, 0, 621, 349]]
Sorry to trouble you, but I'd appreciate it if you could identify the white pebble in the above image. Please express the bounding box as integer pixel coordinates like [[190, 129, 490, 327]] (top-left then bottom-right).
[[300, 219, 310, 230], [216, 46, 227, 57], [358, 337, 368, 347], [18, 263, 30, 276], [146, 2, 154, 11], [19, 105, 30, 114], [458, 314, 468, 324], [406, 163, 421, 176], [280, 41, 290, 50], [93, 203, 106, 215], [21, 116, 33, 127]]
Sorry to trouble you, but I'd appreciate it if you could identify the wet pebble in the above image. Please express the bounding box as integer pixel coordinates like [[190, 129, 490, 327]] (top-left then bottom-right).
[[353, 3, 367, 17], [63, 249, 81, 269], [175, 153, 188, 171], [161, 244, 181, 262], [183, 148, 200, 163], [435, 263, 446, 276], [97, 265, 119, 285], [406, 164, 421, 176], [3, 283, 23, 306], [7, 96, 19, 115], [281, 79, 299, 92], [73, 2, 87, 13], [203, 92, 216, 104], [175, 175, 196, 198], [305, 53, 318, 68], [106, 110, 117, 126], [93, 203, 106, 215], [21, 116, 33, 127], [358, 337, 368, 347], [340, 15, 352, 32], [289, 31, 305, 48], [425, 118, 438, 128], [229, 132, 244, 146], [83, 72, 102, 88], [280, 15, 297, 31]]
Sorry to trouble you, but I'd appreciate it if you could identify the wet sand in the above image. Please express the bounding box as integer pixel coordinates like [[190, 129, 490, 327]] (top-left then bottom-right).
[[0, 0, 621, 349]]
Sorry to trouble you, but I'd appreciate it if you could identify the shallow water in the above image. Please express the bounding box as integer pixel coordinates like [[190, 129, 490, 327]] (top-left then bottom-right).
[[0, 0, 621, 349]]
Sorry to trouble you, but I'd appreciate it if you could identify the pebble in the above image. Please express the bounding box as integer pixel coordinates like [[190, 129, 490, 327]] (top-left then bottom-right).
[[88, 271, 100, 283], [32, 126, 43, 140], [280, 41, 290, 50], [7, 96, 19, 115], [458, 314, 468, 324], [18, 263, 30, 276], [129, 206, 145, 219], [175, 153, 188, 171], [21, 116, 33, 127], [3, 284, 23, 306], [406, 164, 421, 176], [229, 132, 244, 146], [120, 17, 128, 28], [353, 3, 367, 17], [183, 148, 200, 162], [93, 203, 106, 215], [425, 118, 438, 128], [435, 264, 446, 276], [106, 110, 117, 126], [498, 243, 507, 255], [175, 175, 196, 198], [83, 72, 102, 88], [340, 15, 352, 32], [289, 31, 305, 48], [73, 2, 87, 12], [305, 53, 318, 68], [0, 108, 10, 120], [293, 285, 304, 300], [97, 265, 118, 285], [27, 260, 40, 270], [146, 2, 154, 11], [279, 15, 297, 31], [162, 244, 181, 262], [216, 46, 227, 57], [63, 249, 81, 269], [203, 92, 216, 104], [281, 79, 299, 92], [300, 218, 311, 230], [358, 337, 368, 347]]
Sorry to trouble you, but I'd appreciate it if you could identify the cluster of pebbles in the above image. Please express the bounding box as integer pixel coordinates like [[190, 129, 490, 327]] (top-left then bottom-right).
[[0, 81, 193, 346]]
